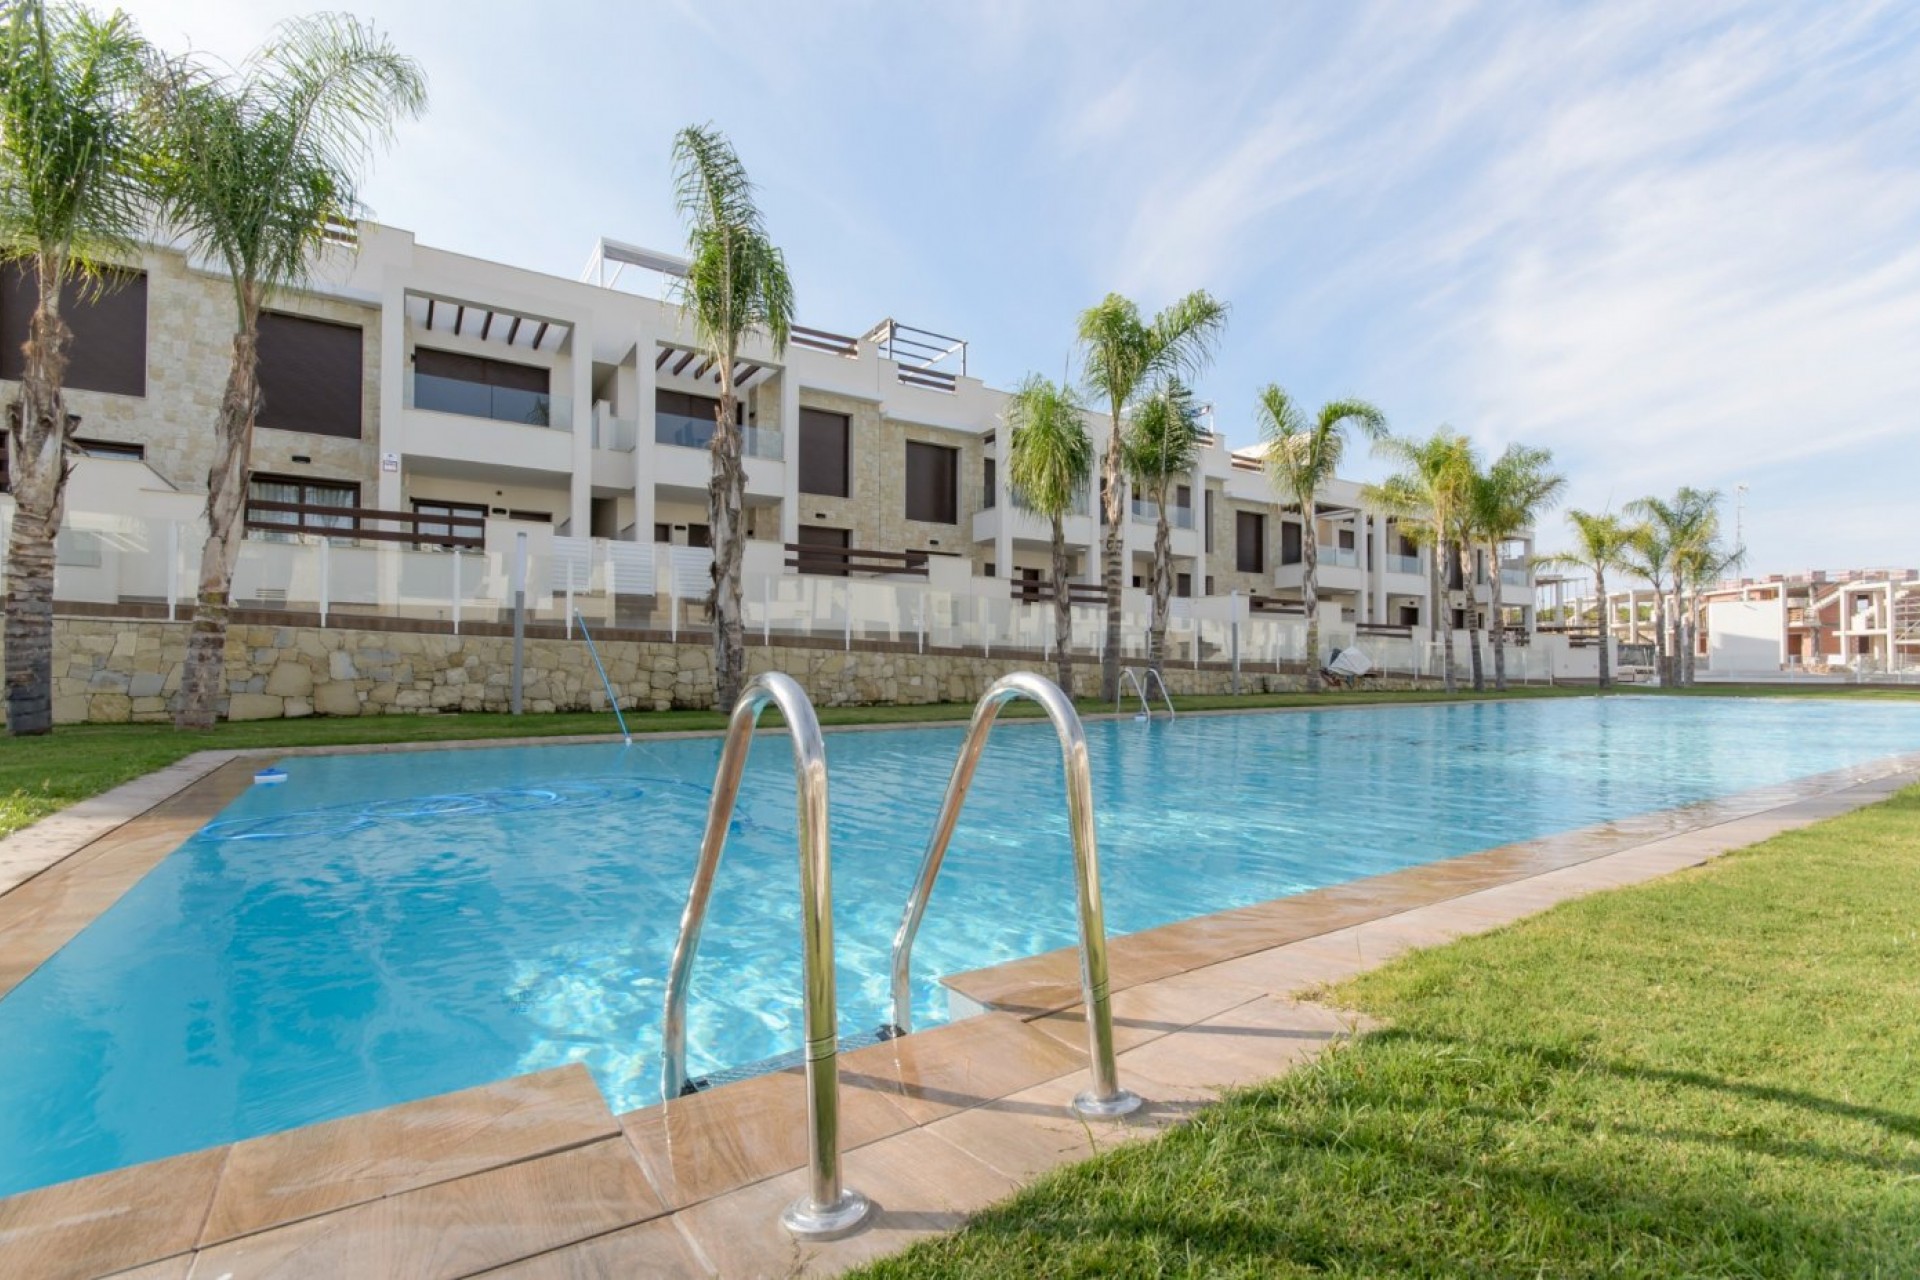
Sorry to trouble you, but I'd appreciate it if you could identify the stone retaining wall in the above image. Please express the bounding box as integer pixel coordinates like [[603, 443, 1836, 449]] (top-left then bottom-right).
[[28, 617, 1401, 723]]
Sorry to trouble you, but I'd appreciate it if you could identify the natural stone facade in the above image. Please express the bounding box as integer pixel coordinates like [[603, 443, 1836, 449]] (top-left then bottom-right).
[[49, 250, 381, 500], [795, 389, 986, 570], [24, 616, 1385, 724]]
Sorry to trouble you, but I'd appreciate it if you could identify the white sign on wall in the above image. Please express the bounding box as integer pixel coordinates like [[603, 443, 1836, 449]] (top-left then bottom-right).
[[380, 452, 400, 473]]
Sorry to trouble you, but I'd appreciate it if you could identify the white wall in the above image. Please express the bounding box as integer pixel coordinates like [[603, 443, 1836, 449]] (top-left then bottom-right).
[[1706, 599, 1785, 672]]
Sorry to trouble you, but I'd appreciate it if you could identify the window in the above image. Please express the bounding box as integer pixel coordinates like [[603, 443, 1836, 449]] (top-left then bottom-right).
[[259, 312, 364, 439], [1205, 575, 1215, 595], [1281, 521, 1303, 565], [1204, 490, 1215, 553], [1236, 511, 1266, 573], [248, 474, 358, 543], [413, 348, 551, 425], [1337, 526, 1356, 551], [1, 262, 146, 396], [656, 388, 731, 449], [1176, 572, 1192, 598], [797, 407, 850, 496], [653, 522, 670, 543], [686, 522, 711, 548], [411, 499, 486, 548], [1399, 604, 1421, 627], [984, 562, 996, 578], [982, 456, 996, 508], [1176, 483, 1192, 512], [72, 438, 144, 461], [795, 524, 851, 576], [904, 440, 958, 524]]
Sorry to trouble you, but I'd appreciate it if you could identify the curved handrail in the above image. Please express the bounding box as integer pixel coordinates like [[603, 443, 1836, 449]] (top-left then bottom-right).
[[658, 672, 870, 1239], [1140, 667, 1176, 720], [1116, 665, 1175, 720], [886, 672, 1141, 1119]]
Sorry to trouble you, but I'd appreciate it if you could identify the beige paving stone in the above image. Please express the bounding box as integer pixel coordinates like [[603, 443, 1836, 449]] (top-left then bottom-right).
[[619, 1063, 916, 1211], [201, 1064, 618, 1244], [0, 1145, 227, 1280], [185, 1138, 661, 1280], [1115, 997, 1360, 1097], [472, 1216, 715, 1278]]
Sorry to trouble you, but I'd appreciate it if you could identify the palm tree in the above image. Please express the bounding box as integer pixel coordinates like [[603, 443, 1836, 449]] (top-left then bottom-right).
[[154, 14, 425, 729], [1678, 534, 1742, 684], [1627, 488, 1720, 687], [1004, 375, 1093, 695], [1363, 429, 1475, 693], [1256, 385, 1385, 691], [1468, 445, 1565, 691], [1077, 290, 1226, 700], [668, 124, 794, 710], [1543, 509, 1636, 687], [1122, 379, 1203, 672], [0, 0, 149, 736], [1619, 522, 1670, 682]]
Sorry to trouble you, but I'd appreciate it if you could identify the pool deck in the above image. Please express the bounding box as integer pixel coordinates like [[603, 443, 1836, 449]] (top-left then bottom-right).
[[2, 728, 1917, 1278]]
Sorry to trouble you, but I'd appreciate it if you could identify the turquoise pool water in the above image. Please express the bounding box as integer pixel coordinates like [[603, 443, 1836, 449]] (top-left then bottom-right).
[[3, 696, 1919, 1196]]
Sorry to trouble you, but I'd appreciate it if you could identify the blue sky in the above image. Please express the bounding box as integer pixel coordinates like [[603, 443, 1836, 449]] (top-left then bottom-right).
[[124, 0, 1920, 575]]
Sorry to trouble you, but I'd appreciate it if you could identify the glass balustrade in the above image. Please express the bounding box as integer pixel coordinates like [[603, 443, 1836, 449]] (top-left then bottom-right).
[[654, 412, 783, 460], [408, 371, 569, 430]]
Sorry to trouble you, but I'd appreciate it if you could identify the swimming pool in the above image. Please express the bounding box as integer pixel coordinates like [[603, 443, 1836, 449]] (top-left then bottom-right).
[[3, 695, 1919, 1196]]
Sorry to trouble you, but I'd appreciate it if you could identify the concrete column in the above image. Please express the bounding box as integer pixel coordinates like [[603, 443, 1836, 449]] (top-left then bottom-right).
[[993, 429, 1012, 579], [1371, 515, 1389, 622], [778, 368, 800, 546], [376, 279, 407, 510], [632, 336, 657, 543], [568, 321, 593, 537]]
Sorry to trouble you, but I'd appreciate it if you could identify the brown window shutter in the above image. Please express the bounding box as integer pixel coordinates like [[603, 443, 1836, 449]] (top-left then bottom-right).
[[258, 312, 364, 439], [0, 261, 147, 396]]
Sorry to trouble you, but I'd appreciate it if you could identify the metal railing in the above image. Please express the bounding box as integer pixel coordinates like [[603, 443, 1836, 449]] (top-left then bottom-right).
[[1117, 665, 1175, 720], [884, 672, 1141, 1120], [658, 673, 871, 1240]]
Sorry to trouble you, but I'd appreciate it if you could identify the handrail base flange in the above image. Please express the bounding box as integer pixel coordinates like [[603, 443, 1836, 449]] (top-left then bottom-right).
[[782, 1189, 873, 1240], [1072, 1088, 1143, 1120]]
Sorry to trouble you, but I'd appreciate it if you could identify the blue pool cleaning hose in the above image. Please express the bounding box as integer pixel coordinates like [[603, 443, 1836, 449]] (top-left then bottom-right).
[[573, 610, 632, 745]]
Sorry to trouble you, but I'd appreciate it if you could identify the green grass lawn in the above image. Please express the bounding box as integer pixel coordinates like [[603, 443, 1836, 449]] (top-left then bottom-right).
[[858, 784, 1920, 1278]]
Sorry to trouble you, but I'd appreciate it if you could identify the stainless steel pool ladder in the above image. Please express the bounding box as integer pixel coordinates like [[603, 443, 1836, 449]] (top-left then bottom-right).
[[1116, 665, 1175, 720], [659, 672, 872, 1240], [884, 671, 1142, 1120]]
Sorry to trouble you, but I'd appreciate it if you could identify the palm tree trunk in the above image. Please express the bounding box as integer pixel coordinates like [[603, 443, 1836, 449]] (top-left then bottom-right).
[[1148, 483, 1172, 675], [1487, 539, 1507, 691], [1303, 516, 1322, 692], [1099, 422, 1124, 703], [1462, 542, 1484, 691], [1595, 568, 1611, 688], [1051, 516, 1073, 697], [709, 372, 747, 710], [176, 310, 262, 728], [4, 253, 71, 736], [1667, 580, 1684, 687], [1431, 538, 1454, 693]]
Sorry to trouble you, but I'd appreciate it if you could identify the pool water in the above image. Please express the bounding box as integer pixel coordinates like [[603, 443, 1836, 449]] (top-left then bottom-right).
[[3, 696, 1919, 1196]]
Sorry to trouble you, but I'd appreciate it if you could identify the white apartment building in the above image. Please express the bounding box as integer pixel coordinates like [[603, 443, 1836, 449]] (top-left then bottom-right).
[[2, 219, 1540, 657]]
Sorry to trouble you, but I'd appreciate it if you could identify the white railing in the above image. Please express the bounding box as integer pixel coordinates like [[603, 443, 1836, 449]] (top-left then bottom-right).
[[15, 504, 1604, 682], [1129, 498, 1194, 529]]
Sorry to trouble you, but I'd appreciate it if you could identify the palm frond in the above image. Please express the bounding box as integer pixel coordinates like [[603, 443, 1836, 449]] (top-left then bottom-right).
[[668, 124, 793, 365], [0, 0, 153, 287], [149, 13, 425, 313], [1004, 374, 1092, 517]]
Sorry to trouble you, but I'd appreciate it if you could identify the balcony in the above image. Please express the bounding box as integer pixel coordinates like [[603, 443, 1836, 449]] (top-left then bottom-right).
[[1320, 544, 1360, 569], [402, 374, 574, 475], [654, 411, 783, 461], [408, 371, 568, 430], [592, 406, 637, 452], [1384, 552, 1421, 576], [1130, 498, 1194, 529]]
